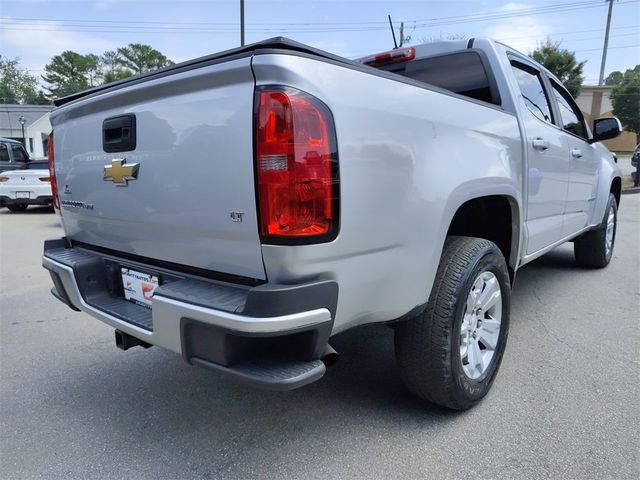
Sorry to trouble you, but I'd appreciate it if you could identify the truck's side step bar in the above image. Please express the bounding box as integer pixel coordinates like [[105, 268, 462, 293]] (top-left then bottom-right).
[[190, 357, 326, 391]]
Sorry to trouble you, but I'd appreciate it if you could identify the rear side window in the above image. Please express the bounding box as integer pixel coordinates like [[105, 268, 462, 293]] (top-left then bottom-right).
[[11, 144, 28, 162], [510, 63, 553, 124], [398, 51, 498, 105], [0, 144, 9, 162]]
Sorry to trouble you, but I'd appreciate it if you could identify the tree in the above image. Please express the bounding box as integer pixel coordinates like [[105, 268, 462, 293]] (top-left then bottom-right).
[[113, 43, 173, 75], [101, 50, 132, 84], [0, 56, 50, 104], [611, 65, 640, 142], [531, 40, 585, 97], [42, 51, 101, 99], [605, 70, 624, 86]]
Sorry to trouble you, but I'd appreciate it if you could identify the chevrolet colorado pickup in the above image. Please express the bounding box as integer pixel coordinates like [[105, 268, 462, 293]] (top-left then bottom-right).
[[42, 37, 622, 410]]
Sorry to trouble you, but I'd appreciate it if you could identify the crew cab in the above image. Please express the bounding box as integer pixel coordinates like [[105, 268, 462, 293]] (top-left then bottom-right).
[[42, 37, 622, 409]]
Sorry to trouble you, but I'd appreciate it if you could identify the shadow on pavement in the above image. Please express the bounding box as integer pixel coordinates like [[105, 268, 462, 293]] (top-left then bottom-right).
[[9, 246, 597, 464], [0, 205, 55, 215]]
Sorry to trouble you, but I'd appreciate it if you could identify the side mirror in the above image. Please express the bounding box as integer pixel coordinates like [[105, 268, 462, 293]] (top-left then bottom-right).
[[591, 117, 622, 143]]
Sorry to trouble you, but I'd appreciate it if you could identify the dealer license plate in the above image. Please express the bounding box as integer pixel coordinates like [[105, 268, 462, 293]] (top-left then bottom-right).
[[16, 192, 30, 199], [121, 268, 159, 308]]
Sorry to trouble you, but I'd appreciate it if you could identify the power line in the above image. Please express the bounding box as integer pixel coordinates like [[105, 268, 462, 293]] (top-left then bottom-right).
[[2, 0, 637, 34], [575, 43, 639, 52], [0, 1, 606, 27]]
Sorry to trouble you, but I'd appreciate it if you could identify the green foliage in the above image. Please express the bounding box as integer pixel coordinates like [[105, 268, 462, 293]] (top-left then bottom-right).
[[605, 70, 624, 86], [114, 44, 173, 75], [42, 51, 101, 99], [611, 65, 640, 138], [531, 40, 585, 97], [36, 44, 173, 99], [100, 44, 173, 85], [0, 56, 50, 104]]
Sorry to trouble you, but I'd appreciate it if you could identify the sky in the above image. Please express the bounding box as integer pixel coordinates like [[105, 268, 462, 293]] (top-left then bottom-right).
[[1, 0, 639, 86]]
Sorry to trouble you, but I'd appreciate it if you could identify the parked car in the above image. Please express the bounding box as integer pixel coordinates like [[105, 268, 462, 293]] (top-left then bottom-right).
[[0, 137, 49, 172], [632, 144, 639, 186], [0, 168, 53, 212], [42, 37, 622, 410]]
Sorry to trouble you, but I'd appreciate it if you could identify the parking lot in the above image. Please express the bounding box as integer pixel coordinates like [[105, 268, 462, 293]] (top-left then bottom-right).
[[1, 197, 639, 479]]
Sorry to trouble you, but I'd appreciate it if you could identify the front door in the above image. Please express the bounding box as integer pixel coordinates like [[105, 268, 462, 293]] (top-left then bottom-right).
[[547, 79, 601, 237]]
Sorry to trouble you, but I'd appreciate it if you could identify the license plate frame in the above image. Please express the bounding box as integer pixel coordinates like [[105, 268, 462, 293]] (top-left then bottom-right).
[[120, 267, 160, 309], [15, 191, 30, 199]]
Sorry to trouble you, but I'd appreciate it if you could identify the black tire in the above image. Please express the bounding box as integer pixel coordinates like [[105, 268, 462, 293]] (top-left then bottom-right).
[[395, 236, 511, 410], [574, 193, 617, 268], [6, 204, 28, 212]]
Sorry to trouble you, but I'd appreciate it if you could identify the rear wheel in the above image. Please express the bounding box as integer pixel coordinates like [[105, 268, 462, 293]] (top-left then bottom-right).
[[574, 193, 617, 268], [6, 204, 28, 212], [395, 236, 511, 410]]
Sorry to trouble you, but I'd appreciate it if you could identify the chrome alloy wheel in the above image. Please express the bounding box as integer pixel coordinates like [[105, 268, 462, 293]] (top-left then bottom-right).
[[605, 208, 615, 256], [460, 271, 502, 380]]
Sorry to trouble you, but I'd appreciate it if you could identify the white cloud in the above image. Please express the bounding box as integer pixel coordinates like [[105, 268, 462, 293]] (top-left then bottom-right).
[[0, 19, 118, 75], [483, 2, 553, 54]]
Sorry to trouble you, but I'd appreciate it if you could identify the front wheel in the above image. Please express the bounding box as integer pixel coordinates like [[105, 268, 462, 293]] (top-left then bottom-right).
[[574, 193, 617, 268], [395, 236, 511, 410]]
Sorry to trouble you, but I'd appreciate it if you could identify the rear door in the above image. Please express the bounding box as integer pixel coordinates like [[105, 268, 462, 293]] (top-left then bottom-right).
[[52, 57, 266, 280], [547, 79, 600, 236], [509, 60, 570, 254]]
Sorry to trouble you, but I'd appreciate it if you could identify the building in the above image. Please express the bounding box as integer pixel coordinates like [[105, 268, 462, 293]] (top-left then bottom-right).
[[576, 85, 636, 153], [0, 104, 54, 158], [26, 112, 53, 158]]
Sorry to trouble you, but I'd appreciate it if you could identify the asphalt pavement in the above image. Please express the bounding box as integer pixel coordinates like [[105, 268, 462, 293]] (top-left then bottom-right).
[[1, 197, 639, 480]]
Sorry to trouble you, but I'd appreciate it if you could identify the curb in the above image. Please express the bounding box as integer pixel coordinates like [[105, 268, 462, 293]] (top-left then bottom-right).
[[622, 187, 640, 195]]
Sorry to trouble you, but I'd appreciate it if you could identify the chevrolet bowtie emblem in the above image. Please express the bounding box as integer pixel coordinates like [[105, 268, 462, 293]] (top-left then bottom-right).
[[103, 159, 140, 186]]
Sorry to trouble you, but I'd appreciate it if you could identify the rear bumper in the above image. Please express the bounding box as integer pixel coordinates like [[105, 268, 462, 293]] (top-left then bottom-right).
[[42, 238, 338, 390], [1, 195, 52, 206]]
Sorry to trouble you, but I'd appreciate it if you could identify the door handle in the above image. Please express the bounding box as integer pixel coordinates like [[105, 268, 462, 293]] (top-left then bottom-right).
[[532, 138, 550, 151], [103, 114, 136, 153], [571, 148, 583, 158]]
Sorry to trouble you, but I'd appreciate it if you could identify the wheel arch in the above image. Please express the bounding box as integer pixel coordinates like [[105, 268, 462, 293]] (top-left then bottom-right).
[[610, 176, 621, 206], [444, 191, 521, 280]]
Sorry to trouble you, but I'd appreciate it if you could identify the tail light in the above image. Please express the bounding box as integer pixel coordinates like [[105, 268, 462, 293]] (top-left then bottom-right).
[[48, 132, 60, 211], [359, 47, 415, 67], [0, 176, 9, 182], [255, 87, 339, 244], [39, 177, 51, 182]]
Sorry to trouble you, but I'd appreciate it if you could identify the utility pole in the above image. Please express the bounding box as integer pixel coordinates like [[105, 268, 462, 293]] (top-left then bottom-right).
[[399, 22, 404, 47], [598, 0, 615, 85], [240, 0, 245, 46]]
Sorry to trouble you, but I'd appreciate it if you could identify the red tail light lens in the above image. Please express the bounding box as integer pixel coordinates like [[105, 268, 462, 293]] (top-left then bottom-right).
[[48, 132, 60, 211], [0, 176, 9, 182], [255, 87, 339, 243], [39, 177, 51, 182]]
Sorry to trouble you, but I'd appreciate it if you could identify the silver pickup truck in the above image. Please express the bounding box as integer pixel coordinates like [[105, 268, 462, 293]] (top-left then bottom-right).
[[42, 37, 622, 410]]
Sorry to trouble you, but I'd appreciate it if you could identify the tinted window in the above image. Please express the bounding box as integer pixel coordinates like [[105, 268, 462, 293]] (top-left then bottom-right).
[[550, 81, 588, 139], [400, 52, 497, 104], [510, 63, 553, 124], [11, 144, 28, 162], [0, 144, 9, 162]]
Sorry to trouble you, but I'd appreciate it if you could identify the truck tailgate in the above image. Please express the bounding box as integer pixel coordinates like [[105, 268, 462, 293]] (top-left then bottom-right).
[[51, 57, 265, 280]]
